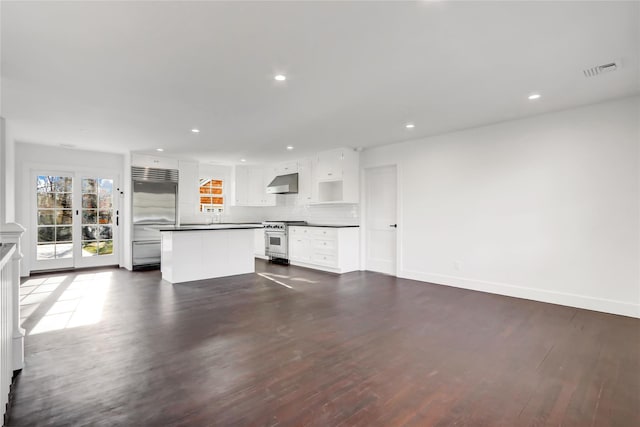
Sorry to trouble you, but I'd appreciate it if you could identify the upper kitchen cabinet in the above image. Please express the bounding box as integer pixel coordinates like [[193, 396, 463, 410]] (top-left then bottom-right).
[[273, 161, 298, 176], [296, 158, 315, 205], [131, 153, 179, 170], [250, 166, 276, 206], [232, 165, 276, 207], [314, 148, 359, 203], [233, 165, 249, 206], [316, 148, 344, 181]]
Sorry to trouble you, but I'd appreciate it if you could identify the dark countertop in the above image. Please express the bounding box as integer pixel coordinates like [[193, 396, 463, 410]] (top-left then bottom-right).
[[154, 224, 263, 232], [298, 224, 360, 228], [180, 222, 262, 226]]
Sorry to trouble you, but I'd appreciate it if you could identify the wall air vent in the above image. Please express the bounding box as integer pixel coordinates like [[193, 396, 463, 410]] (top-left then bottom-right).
[[583, 61, 620, 77]]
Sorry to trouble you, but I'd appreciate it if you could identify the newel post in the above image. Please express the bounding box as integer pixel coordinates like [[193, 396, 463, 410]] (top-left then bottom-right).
[[0, 222, 26, 371]]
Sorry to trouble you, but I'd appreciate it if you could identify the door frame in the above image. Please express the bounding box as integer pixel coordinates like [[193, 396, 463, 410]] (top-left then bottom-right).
[[360, 163, 403, 276], [24, 162, 122, 274]]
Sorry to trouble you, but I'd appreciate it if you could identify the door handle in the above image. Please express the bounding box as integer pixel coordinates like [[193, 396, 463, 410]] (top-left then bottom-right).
[[390, 224, 397, 228]]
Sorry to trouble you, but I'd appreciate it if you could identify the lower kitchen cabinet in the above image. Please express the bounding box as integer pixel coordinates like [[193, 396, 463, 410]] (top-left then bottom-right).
[[288, 226, 360, 273]]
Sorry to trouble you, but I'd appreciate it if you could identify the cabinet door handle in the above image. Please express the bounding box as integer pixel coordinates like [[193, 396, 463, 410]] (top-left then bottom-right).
[[390, 224, 398, 228]]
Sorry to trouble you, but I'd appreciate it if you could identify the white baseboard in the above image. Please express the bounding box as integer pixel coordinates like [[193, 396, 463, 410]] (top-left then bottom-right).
[[400, 269, 640, 319]]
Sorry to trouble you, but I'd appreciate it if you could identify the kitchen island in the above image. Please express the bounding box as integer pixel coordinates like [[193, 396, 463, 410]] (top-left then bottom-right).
[[157, 224, 263, 284]]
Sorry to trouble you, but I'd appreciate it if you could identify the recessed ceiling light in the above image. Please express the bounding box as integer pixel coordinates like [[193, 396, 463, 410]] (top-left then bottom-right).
[[156, 148, 164, 152], [274, 74, 287, 81], [191, 128, 200, 133], [528, 93, 541, 100], [240, 158, 246, 162], [286, 145, 294, 150], [405, 123, 415, 129]]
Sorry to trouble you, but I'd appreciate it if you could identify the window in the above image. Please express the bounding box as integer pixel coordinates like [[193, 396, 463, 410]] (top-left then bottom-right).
[[199, 178, 224, 213], [36, 175, 73, 260]]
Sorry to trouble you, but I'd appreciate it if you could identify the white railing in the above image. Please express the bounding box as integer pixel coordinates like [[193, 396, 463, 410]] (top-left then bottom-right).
[[0, 244, 16, 421], [0, 223, 25, 423]]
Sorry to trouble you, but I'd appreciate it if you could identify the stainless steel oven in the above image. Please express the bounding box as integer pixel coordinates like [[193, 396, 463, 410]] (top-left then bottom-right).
[[263, 221, 306, 263], [265, 229, 287, 259]]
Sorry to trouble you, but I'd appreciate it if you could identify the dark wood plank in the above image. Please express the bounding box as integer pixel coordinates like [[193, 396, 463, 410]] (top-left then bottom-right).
[[7, 260, 640, 426]]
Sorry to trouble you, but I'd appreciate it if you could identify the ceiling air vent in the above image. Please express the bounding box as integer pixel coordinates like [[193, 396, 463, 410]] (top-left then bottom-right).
[[583, 61, 620, 77]]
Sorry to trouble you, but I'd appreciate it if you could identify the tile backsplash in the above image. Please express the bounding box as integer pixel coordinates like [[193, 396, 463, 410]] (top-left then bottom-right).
[[187, 194, 359, 225]]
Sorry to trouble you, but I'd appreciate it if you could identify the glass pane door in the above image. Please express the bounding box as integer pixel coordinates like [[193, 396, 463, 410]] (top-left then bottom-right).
[[32, 172, 119, 271], [81, 178, 114, 257], [76, 176, 117, 268], [35, 175, 74, 269]]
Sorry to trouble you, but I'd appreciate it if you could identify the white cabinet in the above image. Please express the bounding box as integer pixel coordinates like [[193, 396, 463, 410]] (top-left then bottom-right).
[[131, 154, 179, 170], [178, 160, 199, 223], [296, 158, 315, 205], [288, 226, 360, 273], [232, 165, 276, 207], [248, 167, 264, 204], [233, 166, 250, 206], [251, 167, 276, 206], [316, 149, 344, 181], [273, 161, 298, 176], [314, 148, 359, 203], [289, 226, 312, 262]]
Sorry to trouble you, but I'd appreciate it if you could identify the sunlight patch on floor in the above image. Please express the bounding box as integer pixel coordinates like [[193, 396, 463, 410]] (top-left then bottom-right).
[[258, 272, 319, 286], [257, 273, 293, 289], [20, 275, 70, 324], [29, 272, 112, 335]]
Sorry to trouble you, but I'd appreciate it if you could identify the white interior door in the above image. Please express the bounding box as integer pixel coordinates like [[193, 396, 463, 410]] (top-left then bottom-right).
[[365, 165, 397, 275], [32, 171, 119, 271]]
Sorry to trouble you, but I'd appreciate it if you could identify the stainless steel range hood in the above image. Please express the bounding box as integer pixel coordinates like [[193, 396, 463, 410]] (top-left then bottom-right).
[[267, 173, 299, 194]]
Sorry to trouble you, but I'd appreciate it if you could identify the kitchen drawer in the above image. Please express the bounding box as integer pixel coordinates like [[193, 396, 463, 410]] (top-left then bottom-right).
[[311, 228, 338, 239], [311, 252, 338, 267], [289, 226, 310, 236], [312, 238, 337, 252]]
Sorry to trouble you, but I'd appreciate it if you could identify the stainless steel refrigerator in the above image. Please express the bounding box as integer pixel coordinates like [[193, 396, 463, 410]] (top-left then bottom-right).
[[131, 166, 178, 269]]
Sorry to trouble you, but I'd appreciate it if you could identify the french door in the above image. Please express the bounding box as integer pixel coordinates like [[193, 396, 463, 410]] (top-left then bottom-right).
[[33, 171, 119, 271]]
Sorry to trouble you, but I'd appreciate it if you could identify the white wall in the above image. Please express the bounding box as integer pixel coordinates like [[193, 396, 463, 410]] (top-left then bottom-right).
[[15, 142, 125, 275], [0, 117, 17, 224], [0, 117, 6, 225], [362, 96, 640, 318]]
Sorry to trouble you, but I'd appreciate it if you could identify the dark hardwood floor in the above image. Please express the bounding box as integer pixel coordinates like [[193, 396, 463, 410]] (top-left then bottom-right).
[[8, 260, 640, 426]]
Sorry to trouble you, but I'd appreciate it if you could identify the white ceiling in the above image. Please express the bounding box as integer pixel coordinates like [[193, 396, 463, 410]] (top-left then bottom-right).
[[2, 1, 639, 164]]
